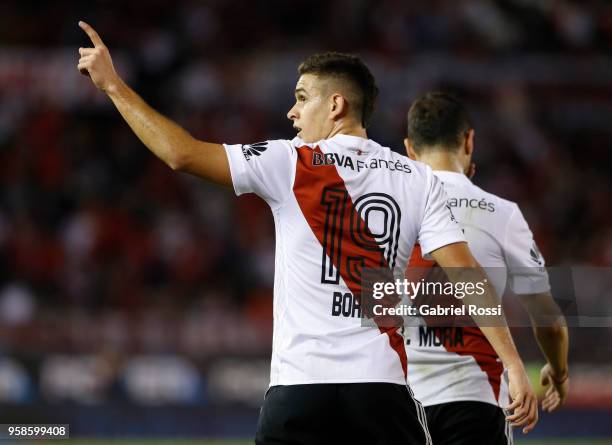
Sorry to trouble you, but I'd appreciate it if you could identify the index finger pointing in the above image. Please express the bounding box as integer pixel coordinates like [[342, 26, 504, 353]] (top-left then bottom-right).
[[78, 21, 104, 47]]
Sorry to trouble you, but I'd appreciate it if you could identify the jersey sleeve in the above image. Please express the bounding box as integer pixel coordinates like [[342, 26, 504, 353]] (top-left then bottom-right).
[[418, 172, 466, 256], [224, 140, 295, 208], [503, 204, 551, 294]]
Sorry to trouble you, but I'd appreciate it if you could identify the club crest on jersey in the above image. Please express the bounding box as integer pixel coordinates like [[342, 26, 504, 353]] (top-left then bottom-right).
[[241, 141, 268, 161], [312, 152, 355, 169]]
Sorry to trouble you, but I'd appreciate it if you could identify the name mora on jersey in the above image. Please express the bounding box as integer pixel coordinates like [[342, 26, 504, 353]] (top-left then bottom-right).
[[418, 326, 464, 348]]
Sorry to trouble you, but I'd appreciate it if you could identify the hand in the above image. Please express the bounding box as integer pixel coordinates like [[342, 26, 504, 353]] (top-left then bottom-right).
[[77, 21, 120, 93], [505, 365, 538, 434], [540, 363, 569, 412]]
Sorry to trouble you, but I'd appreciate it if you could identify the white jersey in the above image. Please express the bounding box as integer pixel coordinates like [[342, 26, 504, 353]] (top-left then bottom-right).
[[224, 134, 465, 386], [405, 170, 550, 407]]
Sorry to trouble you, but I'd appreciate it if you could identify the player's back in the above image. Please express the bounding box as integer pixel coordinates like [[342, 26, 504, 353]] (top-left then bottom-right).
[[405, 170, 549, 407], [224, 134, 464, 386], [435, 171, 535, 294]]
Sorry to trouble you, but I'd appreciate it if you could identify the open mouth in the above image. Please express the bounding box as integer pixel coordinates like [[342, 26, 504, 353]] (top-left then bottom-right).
[[293, 125, 302, 136]]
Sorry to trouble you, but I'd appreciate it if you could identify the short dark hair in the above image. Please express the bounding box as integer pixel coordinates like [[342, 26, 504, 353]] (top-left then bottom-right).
[[298, 52, 379, 128], [407, 92, 472, 153]]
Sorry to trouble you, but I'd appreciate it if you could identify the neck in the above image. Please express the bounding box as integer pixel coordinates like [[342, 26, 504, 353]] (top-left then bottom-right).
[[416, 150, 464, 173], [327, 118, 367, 140]]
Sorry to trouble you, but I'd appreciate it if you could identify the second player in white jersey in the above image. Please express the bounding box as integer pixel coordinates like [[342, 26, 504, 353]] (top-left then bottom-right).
[[226, 134, 465, 386], [405, 170, 549, 407], [403, 92, 568, 445]]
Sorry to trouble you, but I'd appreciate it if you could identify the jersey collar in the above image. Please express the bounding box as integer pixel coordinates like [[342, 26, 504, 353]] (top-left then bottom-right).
[[330, 133, 369, 146], [293, 134, 375, 148], [330, 134, 381, 154], [433, 170, 473, 185]]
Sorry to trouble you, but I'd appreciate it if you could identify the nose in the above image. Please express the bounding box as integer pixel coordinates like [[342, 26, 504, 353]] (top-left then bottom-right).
[[287, 105, 297, 121]]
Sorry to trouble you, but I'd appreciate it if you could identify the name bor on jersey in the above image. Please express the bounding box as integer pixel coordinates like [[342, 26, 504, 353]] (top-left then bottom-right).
[[331, 292, 363, 318]]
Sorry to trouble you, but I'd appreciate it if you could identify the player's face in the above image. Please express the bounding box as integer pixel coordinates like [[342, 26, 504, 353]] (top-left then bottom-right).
[[287, 74, 333, 143]]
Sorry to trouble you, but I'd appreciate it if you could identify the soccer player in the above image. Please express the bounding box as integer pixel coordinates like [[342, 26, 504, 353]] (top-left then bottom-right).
[[76, 21, 537, 444], [404, 92, 569, 445]]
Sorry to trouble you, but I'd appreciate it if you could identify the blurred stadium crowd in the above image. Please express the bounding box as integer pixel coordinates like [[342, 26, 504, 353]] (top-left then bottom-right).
[[0, 0, 611, 423]]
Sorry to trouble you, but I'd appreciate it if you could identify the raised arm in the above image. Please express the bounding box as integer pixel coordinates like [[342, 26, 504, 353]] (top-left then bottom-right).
[[76, 21, 231, 186], [429, 241, 538, 434]]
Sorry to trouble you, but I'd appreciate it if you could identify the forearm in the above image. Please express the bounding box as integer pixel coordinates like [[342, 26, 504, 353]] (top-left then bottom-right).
[[105, 78, 231, 185], [519, 292, 569, 378], [429, 245, 536, 427], [533, 323, 569, 377], [430, 244, 525, 369], [106, 78, 194, 170], [479, 325, 523, 370], [106, 78, 193, 170], [452, 267, 525, 370]]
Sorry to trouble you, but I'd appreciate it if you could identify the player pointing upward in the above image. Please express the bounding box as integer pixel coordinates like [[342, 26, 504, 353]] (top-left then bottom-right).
[[77, 21, 538, 443]]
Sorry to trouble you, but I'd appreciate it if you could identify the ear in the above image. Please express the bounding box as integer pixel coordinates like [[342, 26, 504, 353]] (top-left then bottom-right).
[[329, 93, 348, 121], [404, 138, 418, 160], [464, 129, 475, 157]]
